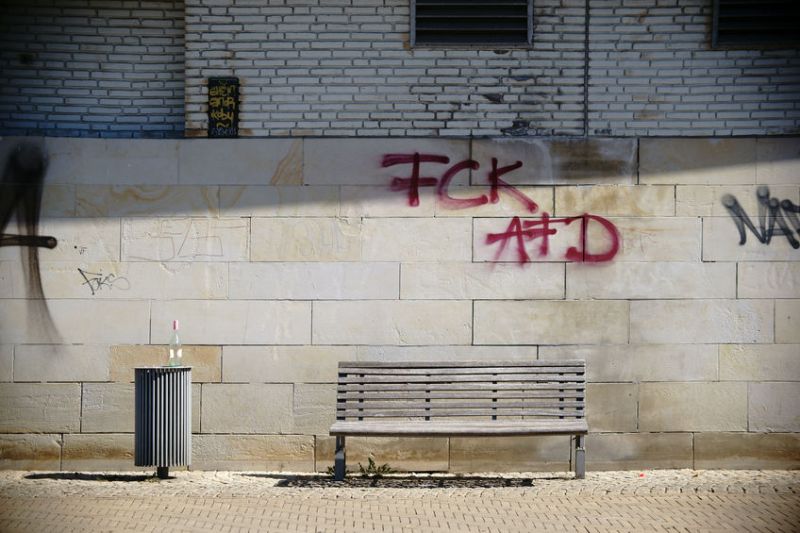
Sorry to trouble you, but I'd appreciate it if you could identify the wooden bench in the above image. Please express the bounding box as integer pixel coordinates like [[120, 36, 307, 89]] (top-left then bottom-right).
[[329, 360, 587, 480]]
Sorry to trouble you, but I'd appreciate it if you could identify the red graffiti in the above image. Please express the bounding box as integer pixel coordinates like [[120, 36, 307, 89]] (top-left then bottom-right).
[[385, 152, 621, 264], [486, 214, 620, 264]]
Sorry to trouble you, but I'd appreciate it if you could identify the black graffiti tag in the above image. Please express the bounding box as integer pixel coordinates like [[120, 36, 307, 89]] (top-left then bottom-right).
[[722, 186, 800, 249]]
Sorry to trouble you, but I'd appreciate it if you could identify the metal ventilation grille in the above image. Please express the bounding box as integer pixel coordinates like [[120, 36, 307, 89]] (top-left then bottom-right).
[[713, 0, 800, 47], [135, 367, 191, 468], [413, 0, 532, 47]]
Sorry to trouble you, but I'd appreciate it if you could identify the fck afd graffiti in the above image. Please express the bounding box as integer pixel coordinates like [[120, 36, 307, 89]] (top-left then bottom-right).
[[384, 152, 621, 264]]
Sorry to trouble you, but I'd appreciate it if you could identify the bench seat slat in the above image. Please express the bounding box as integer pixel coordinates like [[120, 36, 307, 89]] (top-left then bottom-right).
[[339, 366, 585, 375], [338, 391, 585, 400], [337, 400, 585, 410], [339, 361, 585, 369], [336, 408, 584, 418], [331, 419, 589, 437], [340, 374, 584, 384], [338, 382, 585, 392]]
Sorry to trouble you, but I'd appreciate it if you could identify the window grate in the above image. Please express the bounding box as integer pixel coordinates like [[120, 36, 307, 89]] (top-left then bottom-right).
[[413, 0, 532, 47], [713, 0, 800, 47]]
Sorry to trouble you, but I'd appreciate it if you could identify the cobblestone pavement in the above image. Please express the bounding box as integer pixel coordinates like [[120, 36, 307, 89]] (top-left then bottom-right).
[[0, 470, 798, 532]]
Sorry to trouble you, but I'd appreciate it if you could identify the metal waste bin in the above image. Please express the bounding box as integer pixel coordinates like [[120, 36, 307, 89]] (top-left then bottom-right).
[[134, 367, 191, 478]]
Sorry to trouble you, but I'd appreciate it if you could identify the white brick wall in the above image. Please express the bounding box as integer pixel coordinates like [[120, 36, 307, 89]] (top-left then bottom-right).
[[184, 0, 588, 137], [0, 0, 185, 138], [588, 0, 800, 136]]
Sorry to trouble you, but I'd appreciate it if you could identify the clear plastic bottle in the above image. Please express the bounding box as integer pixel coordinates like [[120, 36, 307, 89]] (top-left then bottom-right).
[[168, 319, 182, 367]]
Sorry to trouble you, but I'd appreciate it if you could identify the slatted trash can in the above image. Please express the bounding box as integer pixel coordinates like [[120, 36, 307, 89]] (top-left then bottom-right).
[[135, 367, 191, 478]]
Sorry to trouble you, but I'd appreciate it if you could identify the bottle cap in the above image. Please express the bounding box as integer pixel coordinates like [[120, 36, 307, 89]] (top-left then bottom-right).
[[173, 319, 179, 330]]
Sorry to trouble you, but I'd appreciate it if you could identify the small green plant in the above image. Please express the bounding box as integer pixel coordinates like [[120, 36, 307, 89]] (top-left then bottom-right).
[[358, 457, 395, 478]]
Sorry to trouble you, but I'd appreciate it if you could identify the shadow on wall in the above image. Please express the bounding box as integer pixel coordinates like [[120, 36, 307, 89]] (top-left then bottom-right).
[[0, 142, 58, 338]]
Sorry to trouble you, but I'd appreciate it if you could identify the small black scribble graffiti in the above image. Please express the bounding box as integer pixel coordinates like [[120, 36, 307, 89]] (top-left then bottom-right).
[[722, 186, 800, 249], [78, 268, 131, 296], [1, 143, 58, 337]]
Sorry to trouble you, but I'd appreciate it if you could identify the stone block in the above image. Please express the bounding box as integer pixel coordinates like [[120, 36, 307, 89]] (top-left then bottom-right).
[[229, 262, 398, 300], [474, 300, 629, 345], [201, 384, 293, 434], [0, 434, 61, 470], [756, 137, 800, 184], [738, 262, 800, 299], [600, 217, 702, 262], [5, 261, 227, 300], [540, 344, 717, 382], [433, 186, 554, 218], [122, 217, 249, 262], [640, 138, 756, 184], [251, 217, 362, 261], [0, 346, 12, 382], [179, 138, 302, 185], [0, 218, 120, 263], [703, 217, 800, 262], [749, 382, 800, 432], [694, 432, 800, 469], [46, 138, 179, 185], [14, 344, 109, 382], [151, 300, 311, 345], [566, 262, 735, 300], [639, 382, 747, 432], [62, 434, 141, 471], [586, 384, 638, 433], [313, 301, 472, 345], [0, 300, 150, 344], [77, 185, 218, 217], [193, 434, 315, 471], [192, 384, 201, 433], [110, 345, 221, 383], [776, 300, 800, 343], [720, 344, 800, 381], [472, 138, 637, 185], [630, 300, 773, 344], [39, 184, 77, 218], [555, 185, 674, 217], [586, 433, 693, 471], [355, 345, 537, 362], [222, 346, 355, 384], [304, 138, 469, 185], [293, 384, 337, 435], [0, 383, 81, 432], [401, 262, 564, 300], [450, 436, 570, 473], [316, 436, 449, 472], [0, 262, 12, 298], [675, 185, 798, 217], [340, 185, 436, 218], [81, 383, 134, 433], [220, 185, 339, 217], [362, 218, 472, 262], [473, 216, 583, 263]]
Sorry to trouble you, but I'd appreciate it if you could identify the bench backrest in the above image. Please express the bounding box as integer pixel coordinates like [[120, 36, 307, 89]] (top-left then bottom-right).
[[335, 360, 585, 422]]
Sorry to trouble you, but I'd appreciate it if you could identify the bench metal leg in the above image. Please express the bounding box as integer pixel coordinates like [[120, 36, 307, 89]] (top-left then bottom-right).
[[334, 436, 346, 481], [574, 435, 585, 479]]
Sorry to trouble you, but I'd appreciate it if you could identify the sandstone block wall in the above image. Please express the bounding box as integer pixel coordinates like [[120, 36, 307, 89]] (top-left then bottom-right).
[[0, 135, 798, 471]]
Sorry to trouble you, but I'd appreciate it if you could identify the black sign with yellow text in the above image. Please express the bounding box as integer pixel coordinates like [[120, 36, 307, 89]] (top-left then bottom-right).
[[208, 77, 239, 138]]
